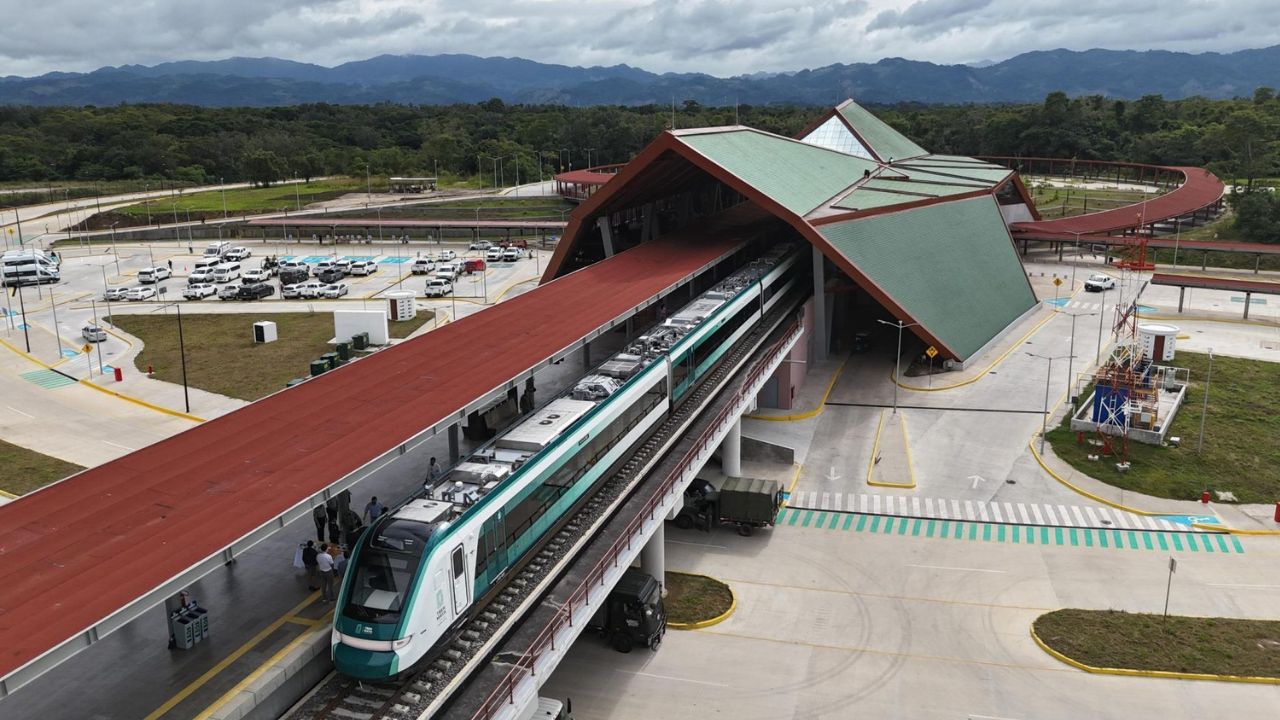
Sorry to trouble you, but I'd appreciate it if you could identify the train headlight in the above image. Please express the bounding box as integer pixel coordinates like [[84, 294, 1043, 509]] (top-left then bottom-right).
[[392, 636, 413, 650]]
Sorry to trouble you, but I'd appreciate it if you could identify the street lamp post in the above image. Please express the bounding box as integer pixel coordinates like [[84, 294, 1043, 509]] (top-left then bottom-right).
[[1027, 351, 1073, 454], [1172, 218, 1182, 267], [90, 298, 104, 374], [154, 302, 191, 413], [15, 281, 31, 352], [221, 177, 228, 220], [49, 281, 63, 357], [1063, 309, 1098, 409], [144, 184, 152, 226], [1197, 348, 1214, 455], [294, 172, 301, 211], [109, 222, 121, 275], [875, 318, 921, 414]]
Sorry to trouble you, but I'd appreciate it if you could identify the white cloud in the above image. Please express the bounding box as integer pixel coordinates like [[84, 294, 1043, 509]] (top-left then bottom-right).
[[0, 0, 1273, 77]]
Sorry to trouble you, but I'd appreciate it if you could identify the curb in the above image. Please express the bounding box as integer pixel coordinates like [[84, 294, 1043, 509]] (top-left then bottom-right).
[[0, 488, 18, 499], [1029, 622, 1280, 685], [865, 409, 916, 489], [667, 573, 737, 631], [745, 356, 847, 422]]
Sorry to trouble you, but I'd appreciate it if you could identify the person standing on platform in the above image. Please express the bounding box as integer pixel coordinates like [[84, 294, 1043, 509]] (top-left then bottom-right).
[[302, 541, 319, 591], [327, 500, 342, 544], [363, 496, 386, 525], [316, 545, 335, 601], [426, 457, 442, 486], [312, 504, 327, 542]]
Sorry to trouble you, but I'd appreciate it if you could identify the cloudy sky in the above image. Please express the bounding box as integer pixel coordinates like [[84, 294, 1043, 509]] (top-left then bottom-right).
[[1, 0, 1276, 77]]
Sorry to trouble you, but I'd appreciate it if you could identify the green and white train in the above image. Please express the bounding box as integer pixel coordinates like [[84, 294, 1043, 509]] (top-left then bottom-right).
[[331, 244, 803, 679]]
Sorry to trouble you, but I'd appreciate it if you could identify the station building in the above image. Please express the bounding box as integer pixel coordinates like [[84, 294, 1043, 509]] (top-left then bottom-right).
[[543, 100, 1040, 406]]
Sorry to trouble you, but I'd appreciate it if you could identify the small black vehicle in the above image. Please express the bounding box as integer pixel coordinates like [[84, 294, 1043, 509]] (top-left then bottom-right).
[[588, 569, 666, 654], [237, 282, 275, 300], [280, 268, 309, 285], [317, 268, 345, 283]]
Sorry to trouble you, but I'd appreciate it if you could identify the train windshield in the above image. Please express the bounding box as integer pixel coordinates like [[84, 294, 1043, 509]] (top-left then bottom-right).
[[342, 519, 435, 623]]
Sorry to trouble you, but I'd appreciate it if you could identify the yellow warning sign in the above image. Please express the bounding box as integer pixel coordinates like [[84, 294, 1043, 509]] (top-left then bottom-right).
[[925, 346, 938, 359], [1053, 277, 1063, 287], [81, 344, 92, 354]]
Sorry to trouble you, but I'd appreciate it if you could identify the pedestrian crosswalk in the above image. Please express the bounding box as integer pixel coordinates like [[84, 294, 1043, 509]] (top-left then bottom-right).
[[1058, 299, 1103, 311], [773, 508, 1246, 555], [20, 369, 78, 389], [784, 490, 1205, 532]]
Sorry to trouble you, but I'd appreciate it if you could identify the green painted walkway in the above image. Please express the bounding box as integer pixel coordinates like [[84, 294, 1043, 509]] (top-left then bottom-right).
[[774, 510, 1245, 555], [20, 369, 78, 389]]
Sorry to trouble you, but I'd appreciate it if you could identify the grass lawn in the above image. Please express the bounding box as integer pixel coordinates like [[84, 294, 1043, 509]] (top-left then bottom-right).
[[664, 571, 733, 625], [117, 178, 364, 217], [1028, 184, 1155, 219], [1035, 609, 1280, 678], [345, 196, 574, 222], [1046, 351, 1280, 503], [109, 310, 433, 401], [0, 438, 84, 495]]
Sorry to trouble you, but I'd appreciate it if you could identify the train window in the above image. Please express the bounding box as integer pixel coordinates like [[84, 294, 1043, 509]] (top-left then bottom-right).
[[452, 547, 465, 579], [692, 301, 758, 371]]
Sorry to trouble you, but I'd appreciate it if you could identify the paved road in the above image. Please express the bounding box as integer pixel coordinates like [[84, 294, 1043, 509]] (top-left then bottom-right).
[[541, 516, 1280, 719]]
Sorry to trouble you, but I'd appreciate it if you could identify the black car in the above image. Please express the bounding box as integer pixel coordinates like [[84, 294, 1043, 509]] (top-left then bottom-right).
[[280, 268, 309, 285], [317, 268, 345, 283], [237, 282, 276, 300]]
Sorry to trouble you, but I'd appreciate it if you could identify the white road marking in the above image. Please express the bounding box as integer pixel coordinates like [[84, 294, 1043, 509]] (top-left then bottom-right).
[[668, 540, 727, 549], [821, 492, 831, 510], [1072, 506, 1087, 526], [859, 494, 869, 512], [616, 669, 729, 687], [1016, 503, 1031, 524], [1003, 502, 1017, 523], [1044, 505, 1059, 525], [977, 503, 989, 522], [873, 495, 882, 514], [5, 405, 34, 418], [1031, 505, 1045, 525], [911, 497, 921, 516], [907, 564, 1007, 574], [1084, 506, 1101, 527], [103, 440, 135, 451], [964, 500, 976, 520], [1206, 583, 1280, 589], [990, 503, 1003, 523], [951, 499, 962, 518]]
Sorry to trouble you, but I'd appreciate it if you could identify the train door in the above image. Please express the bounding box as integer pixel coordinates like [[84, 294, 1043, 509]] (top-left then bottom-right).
[[450, 545, 470, 615]]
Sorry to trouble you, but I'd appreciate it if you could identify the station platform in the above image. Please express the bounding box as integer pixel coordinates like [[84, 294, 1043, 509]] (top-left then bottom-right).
[[0, 225, 748, 706]]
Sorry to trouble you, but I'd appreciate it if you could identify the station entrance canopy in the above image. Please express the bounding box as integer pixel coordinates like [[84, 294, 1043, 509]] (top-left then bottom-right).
[[544, 99, 1038, 362]]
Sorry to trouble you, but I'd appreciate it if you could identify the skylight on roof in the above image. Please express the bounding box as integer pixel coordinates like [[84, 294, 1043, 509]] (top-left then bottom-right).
[[801, 116, 873, 160]]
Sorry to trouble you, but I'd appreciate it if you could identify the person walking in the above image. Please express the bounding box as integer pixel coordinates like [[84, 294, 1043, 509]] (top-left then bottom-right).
[[302, 541, 319, 591], [166, 259, 173, 271], [363, 496, 386, 524], [312, 504, 327, 542], [426, 457, 442, 485], [316, 545, 335, 602]]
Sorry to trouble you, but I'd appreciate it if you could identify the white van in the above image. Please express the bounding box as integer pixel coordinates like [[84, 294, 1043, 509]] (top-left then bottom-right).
[[1, 263, 59, 286], [203, 241, 230, 258], [212, 262, 242, 283]]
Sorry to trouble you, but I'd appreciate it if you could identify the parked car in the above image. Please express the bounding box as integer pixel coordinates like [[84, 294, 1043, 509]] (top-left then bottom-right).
[[125, 286, 156, 301], [439, 249, 456, 262], [82, 324, 108, 343], [424, 278, 453, 297], [499, 238, 528, 249], [322, 283, 349, 298], [138, 266, 171, 284], [242, 268, 270, 283], [237, 282, 275, 300], [281, 282, 304, 299], [183, 283, 217, 300], [486, 247, 503, 262], [501, 247, 521, 262], [314, 260, 337, 271], [224, 246, 252, 261], [279, 259, 309, 273], [333, 258, 353, 271], [104, 286, 128, 301], [411, 258, 437, 274], [280, 268, 309, 286], [188, 268, 216, 283], [1084, 273, 1117, 292], [218, 284, 241, 301], [349, 260, 378, 276], [317, 268, 345, 283], [297, 281, 327, 299], [469, 240, 491, 251]]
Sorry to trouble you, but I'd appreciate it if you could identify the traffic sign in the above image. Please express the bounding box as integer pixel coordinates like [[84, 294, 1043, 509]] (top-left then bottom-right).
[[1053, 277, 1063, 287], [81, 344, 91, 354], [925, 346, 938, 359]]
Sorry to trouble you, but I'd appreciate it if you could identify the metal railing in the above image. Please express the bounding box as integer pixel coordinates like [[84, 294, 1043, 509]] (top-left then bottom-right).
[[469, 316, 804, 719]]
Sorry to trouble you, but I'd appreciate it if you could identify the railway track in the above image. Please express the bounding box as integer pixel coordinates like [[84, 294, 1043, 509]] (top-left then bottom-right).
[[289, 289, 804, 720]]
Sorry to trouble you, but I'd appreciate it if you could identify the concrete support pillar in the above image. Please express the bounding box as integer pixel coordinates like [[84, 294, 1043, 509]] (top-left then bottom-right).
[[1244, 292, 1252, 320], [625, 316, 634, 340], [721, 417, 742, 478], [597, 216, 615, 258], [641, 202, 655, 243], [640, 522, 665, 595], [448, 423, 460, 464], [1178, 287, 1185, 313], [810, 246, 827, 362]]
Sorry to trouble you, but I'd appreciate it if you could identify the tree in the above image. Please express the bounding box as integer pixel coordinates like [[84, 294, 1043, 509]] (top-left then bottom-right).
[[1229, 190, 1280, 244], [243, 150, 284, 187]]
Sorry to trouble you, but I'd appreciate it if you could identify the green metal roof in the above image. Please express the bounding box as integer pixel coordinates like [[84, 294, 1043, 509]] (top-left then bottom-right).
[[837, 102, 928, 163], [914, 154, 1003, 166], [819, 195, 1035, 359], [678, 129, 877, 216], [895, 164, 1013, 185], [863, 178, 982, 197], [832, 188, 932, 212]]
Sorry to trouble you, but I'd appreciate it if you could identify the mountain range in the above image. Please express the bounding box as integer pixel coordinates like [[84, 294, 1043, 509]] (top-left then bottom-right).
[[3, 46, 1278, 107]]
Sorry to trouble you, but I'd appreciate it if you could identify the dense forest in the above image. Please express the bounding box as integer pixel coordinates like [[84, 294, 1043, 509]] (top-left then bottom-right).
[[1, 91, 1277, 238]]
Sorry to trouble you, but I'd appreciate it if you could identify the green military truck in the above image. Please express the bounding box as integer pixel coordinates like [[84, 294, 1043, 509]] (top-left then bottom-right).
[[673, 476, 783, 536]]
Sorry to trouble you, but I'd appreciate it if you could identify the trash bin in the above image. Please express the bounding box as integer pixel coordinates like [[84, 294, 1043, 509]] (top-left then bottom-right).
[[332, 357, 348, 367], [336, 342, 351, 361], [113, 367, 123, 382], [169, 612, 196, 650], [310, 360, 328, 376], [189, 606, 210, 640]]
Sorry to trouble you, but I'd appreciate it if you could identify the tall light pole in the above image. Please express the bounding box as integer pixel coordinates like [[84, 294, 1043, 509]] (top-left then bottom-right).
[[154, 301, 191, 413], [1172, 218, 1182, 267], [294, 172, 301, 211], [1196, 348, 1213, 455], [109, 222, 121, 275], [585, 148, 596, 168], [15, 280, 30, 352], [49, 281, 64, 357], [221, 177, 228, 220], [486, 156, 501, 191], [144, 184, 152, 226], [1063, 309, 1098, 409], [875, 318, 921, 414], [1027, 351, 1073, 454], [366, 163, 372, 203]]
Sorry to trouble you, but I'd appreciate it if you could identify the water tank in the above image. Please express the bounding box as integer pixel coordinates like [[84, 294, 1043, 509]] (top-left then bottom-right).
[[1138, 323, 1178, 362], [387, 290, 416, 321]]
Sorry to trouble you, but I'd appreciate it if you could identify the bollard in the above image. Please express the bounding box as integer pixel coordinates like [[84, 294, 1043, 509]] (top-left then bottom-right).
[[1200, 490, 1210, 504], [1274, 502, 1280, 523], [113, 367, 123, 382], [147, 364, 154, 376]]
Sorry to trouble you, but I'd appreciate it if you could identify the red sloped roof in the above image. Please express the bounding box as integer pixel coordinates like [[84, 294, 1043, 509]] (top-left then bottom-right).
[[0, 232, 738, 680]]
